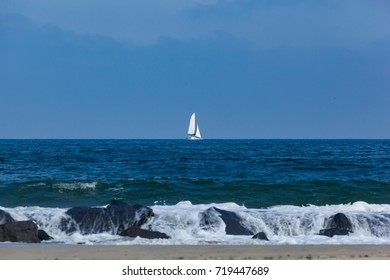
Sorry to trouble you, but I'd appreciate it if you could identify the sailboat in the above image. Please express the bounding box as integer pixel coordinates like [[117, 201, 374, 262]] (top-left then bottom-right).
[[187, 112, 202, 140]]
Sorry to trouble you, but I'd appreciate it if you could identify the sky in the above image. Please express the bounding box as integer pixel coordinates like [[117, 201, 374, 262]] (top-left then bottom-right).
[[1, 0, 389, 139]]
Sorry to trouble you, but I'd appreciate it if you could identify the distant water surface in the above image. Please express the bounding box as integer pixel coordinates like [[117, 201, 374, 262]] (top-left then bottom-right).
[[1, 139, 390, 245]]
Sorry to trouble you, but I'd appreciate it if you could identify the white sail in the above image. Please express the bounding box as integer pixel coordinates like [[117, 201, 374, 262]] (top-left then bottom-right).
[[195, 124, 201, 138], [187, 112, 202, 140], [188, 113, 196, 135]]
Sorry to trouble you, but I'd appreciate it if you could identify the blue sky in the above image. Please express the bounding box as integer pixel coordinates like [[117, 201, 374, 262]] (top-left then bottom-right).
[[1, 0, 389, 139]]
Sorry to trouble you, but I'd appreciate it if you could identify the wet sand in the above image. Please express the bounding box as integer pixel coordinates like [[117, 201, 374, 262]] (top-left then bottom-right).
[[1, 244, 390, 260]]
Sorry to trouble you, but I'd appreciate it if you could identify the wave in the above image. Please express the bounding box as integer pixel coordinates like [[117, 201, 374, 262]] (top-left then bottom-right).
[[54, 181, 98, 191], [2, 178, 390, 209], [1, 201, 390, 245]]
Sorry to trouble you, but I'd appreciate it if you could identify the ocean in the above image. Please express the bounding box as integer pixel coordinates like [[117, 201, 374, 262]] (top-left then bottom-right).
[[1, 139, 390, 245]]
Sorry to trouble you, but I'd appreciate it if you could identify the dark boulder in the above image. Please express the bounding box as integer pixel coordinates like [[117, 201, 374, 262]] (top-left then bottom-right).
[[200, 207, 254, 235], [63, 206, 110, 234], [199, 207, 223, 231], [319, 213, 353, 237], [0, 220, 40, 243], [38, 229, 53, 241], [0, 209, 15, 225], [118, 226, 170, 239], [252, 232, 269, 241], [214, 208, 254, 235], [106, 200, 153, 227], [62, 200, 154, 235]]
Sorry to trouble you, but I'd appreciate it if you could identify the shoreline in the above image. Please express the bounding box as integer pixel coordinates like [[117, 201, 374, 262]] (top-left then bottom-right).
[[1, 244, 390, 260]]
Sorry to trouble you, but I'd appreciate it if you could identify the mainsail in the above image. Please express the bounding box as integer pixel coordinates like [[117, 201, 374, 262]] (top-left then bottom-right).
[[188, 113, 196, 135]]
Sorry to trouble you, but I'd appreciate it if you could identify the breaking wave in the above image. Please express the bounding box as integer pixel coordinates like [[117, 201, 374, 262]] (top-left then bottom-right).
[[2, 201, 390, 245]]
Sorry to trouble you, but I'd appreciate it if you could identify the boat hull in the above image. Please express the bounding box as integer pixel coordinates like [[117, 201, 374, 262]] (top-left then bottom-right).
[[187, 135, 202, 140]]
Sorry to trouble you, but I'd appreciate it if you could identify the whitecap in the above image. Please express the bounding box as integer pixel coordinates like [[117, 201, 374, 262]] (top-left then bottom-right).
[[54, 181, 98, 191]]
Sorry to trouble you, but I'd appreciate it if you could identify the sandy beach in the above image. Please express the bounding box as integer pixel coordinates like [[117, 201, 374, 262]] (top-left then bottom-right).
[[1, 245, 390, 260]]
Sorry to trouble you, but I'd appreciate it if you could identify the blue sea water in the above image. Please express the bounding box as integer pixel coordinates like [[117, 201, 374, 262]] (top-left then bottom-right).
[[1, 139, 390, 245]]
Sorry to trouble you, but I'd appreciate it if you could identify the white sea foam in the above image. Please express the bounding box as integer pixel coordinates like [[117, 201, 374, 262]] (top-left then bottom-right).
[[2, 201, 390, 245], [54, 181, 98, 191]]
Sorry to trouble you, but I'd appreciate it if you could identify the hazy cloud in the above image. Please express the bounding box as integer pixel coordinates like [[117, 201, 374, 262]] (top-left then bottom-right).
[[1, 0, 390, 48], [184, 0, 390, 49], [1, 13, 389, 138]]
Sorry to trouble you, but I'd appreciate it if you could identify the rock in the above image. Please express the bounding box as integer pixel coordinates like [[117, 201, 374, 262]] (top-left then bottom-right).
[[62, 200, 154, 235], [38, 229, 53, 241], [63, 206, 110, 234], [117, 224, 125, 235], [0, 220, 40, 243], [199, 207, 223, 231], [214, 207, 254, 235], [252, 232, 269, 241], [106, 200, 154, 227], [0, 209, 15, 225], [200, 207, 254, 235], [319, 213, 353, 237], [118, 226, 170, 239]]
